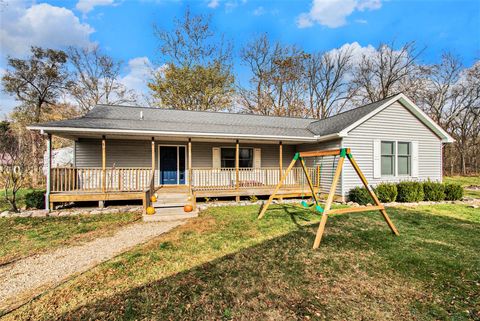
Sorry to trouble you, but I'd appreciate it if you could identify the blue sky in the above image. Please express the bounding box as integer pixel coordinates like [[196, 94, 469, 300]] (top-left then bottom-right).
[[1, 0, 479, 115]]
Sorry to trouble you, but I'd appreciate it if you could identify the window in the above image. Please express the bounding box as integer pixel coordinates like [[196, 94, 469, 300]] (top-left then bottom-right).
[[381, 141, 395, 176], [221, 148, 253, 168], [397, 142, 411, 175]]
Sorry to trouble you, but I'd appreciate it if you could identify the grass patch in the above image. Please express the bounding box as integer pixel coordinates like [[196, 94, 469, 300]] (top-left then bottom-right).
[[5, 204, 480, 320], [0, 212, 141, 265], [0, 189, 36, 212], [444, 176, 480, 198]]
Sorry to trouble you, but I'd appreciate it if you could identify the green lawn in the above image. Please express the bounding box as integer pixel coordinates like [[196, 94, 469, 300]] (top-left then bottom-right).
[[0, 188, 36, 212], [444, 176, 480, 198], [5, 203, 479, 320], [0, 212, 141, 265]]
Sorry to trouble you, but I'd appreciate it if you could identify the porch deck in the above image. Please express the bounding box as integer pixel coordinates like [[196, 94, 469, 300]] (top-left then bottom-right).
[[48, 166, 328, 209]]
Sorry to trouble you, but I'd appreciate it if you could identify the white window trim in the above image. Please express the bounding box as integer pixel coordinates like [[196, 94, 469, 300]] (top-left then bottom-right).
[[380, 140, 413, 178], [157, 144, 188, 185], [219, 146, 255, 168]]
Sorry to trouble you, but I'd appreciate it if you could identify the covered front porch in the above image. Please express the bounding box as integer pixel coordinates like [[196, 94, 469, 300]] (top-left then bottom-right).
[[45, 135, 322, 210]]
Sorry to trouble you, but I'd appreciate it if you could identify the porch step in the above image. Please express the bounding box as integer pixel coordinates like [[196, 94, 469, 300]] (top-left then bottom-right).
[[152, 197, 190, 208], [143, 207, 198, 222], [153, 203, 188, 208]]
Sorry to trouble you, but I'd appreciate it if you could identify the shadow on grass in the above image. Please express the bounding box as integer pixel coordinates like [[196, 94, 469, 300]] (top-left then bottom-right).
[[35, 208, 480, 320]]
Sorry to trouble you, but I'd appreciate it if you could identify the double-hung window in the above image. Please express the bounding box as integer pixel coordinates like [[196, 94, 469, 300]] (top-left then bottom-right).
[[380, 141, 411, 176], [220, 148, 253, 168], [381, 141, 395, 176], [397, 142, 411, 175]]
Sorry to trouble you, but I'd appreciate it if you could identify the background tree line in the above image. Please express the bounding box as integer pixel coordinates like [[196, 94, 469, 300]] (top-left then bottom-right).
[[1, 9, 478, 206]]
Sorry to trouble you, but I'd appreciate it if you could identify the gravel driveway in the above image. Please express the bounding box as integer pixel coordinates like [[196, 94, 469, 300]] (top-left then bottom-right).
[[0, 220, 184, 313]]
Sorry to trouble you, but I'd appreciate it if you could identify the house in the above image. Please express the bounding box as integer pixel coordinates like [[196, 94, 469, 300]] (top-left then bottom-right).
[[28, 93, 454, 211]]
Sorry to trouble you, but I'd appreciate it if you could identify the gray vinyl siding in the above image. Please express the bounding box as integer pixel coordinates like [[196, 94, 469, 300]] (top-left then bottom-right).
[[296, 139, 342, 196], [342, 101, 443, 196], [75, 138, 296, 168]]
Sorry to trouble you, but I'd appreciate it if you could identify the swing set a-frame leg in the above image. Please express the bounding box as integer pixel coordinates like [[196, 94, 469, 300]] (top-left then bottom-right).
[[258, 155, 299, 219], [347, 153, 399, 236]]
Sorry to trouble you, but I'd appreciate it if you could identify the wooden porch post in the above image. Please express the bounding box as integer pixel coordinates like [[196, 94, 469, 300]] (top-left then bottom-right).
[[235, 140, 240, 202], [102, 135, 106, 193], [188, 138, 192, 191], [151, 137, 155, 172], [45, 133, 52, 211], [279, 141, 283, 202]]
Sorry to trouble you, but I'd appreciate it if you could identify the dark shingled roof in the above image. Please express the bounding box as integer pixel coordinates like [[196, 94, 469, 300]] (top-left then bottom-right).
[[32, 95, 400, 139], [36, 105, 317, 138]]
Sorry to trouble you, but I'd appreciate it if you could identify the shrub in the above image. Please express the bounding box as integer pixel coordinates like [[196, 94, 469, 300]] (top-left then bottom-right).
[[348, 186, 373, 205], [396, 181, 424, 202], [423, 181, 445, 201], [444, 183, 464, 201], [25, 190, 46, 209], [375, 183, 398, 203]]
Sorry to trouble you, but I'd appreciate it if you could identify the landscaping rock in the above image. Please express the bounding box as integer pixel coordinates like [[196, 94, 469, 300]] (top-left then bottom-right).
[[90, 210, 103, 215], [469, 204, 479, 209], [18, 211, 32, 217], [31, 210, 48, 217], [48, 211, 60, 217], [0, 211, 11, 217]]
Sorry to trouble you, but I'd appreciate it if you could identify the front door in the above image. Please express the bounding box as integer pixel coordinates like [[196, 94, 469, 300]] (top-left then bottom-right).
[[159, 146, 186, 185]]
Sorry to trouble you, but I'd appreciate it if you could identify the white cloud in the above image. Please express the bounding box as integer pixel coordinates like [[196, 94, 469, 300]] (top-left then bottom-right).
[[207, 0, 220, 8], [355, 19, 368, 24], [120, 57, 154, 95], [327, 42, 376, 65], [76, 0, 115, 14], [297, 0, 382, 28], [0, 2, 94, 58], [253, 6, 266, 16]]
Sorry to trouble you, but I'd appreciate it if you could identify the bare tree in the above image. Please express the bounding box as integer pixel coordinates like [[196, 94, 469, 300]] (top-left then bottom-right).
[[239, 34, 308, 117], [238, 34, 277, 115], [305, 47, 355, 119], [0, 122, 34, 212], [352, 42, 422, 103], [417, 53, 465, 127], [68, 46, 137, 113]]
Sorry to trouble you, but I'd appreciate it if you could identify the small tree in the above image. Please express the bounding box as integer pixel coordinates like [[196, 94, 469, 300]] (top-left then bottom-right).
[[2, 47, 69, 123], [149, 8, 234, 111], [0, 122, 34, 212]]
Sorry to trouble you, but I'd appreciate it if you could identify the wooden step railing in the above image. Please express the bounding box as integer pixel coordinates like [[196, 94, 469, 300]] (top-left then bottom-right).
[[51, 167, 153, 192]]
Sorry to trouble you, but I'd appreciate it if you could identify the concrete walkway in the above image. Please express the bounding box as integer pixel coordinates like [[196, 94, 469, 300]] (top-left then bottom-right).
[[0, 220, 184, 313]]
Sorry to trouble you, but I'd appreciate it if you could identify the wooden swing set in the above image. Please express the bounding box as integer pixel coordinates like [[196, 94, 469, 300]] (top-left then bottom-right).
[[258, 148, 400, 249]]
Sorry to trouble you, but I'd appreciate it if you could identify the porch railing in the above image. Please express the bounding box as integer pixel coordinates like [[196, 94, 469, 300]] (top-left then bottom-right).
[[51, 166, 320, 193], [51, 167, 153, 192], [191, 167, 318, 191]]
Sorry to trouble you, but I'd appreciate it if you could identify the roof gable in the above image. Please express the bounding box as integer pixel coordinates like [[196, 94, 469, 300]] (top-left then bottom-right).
[[306, 96, 394, 137], [337, 93, 454, 143]]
